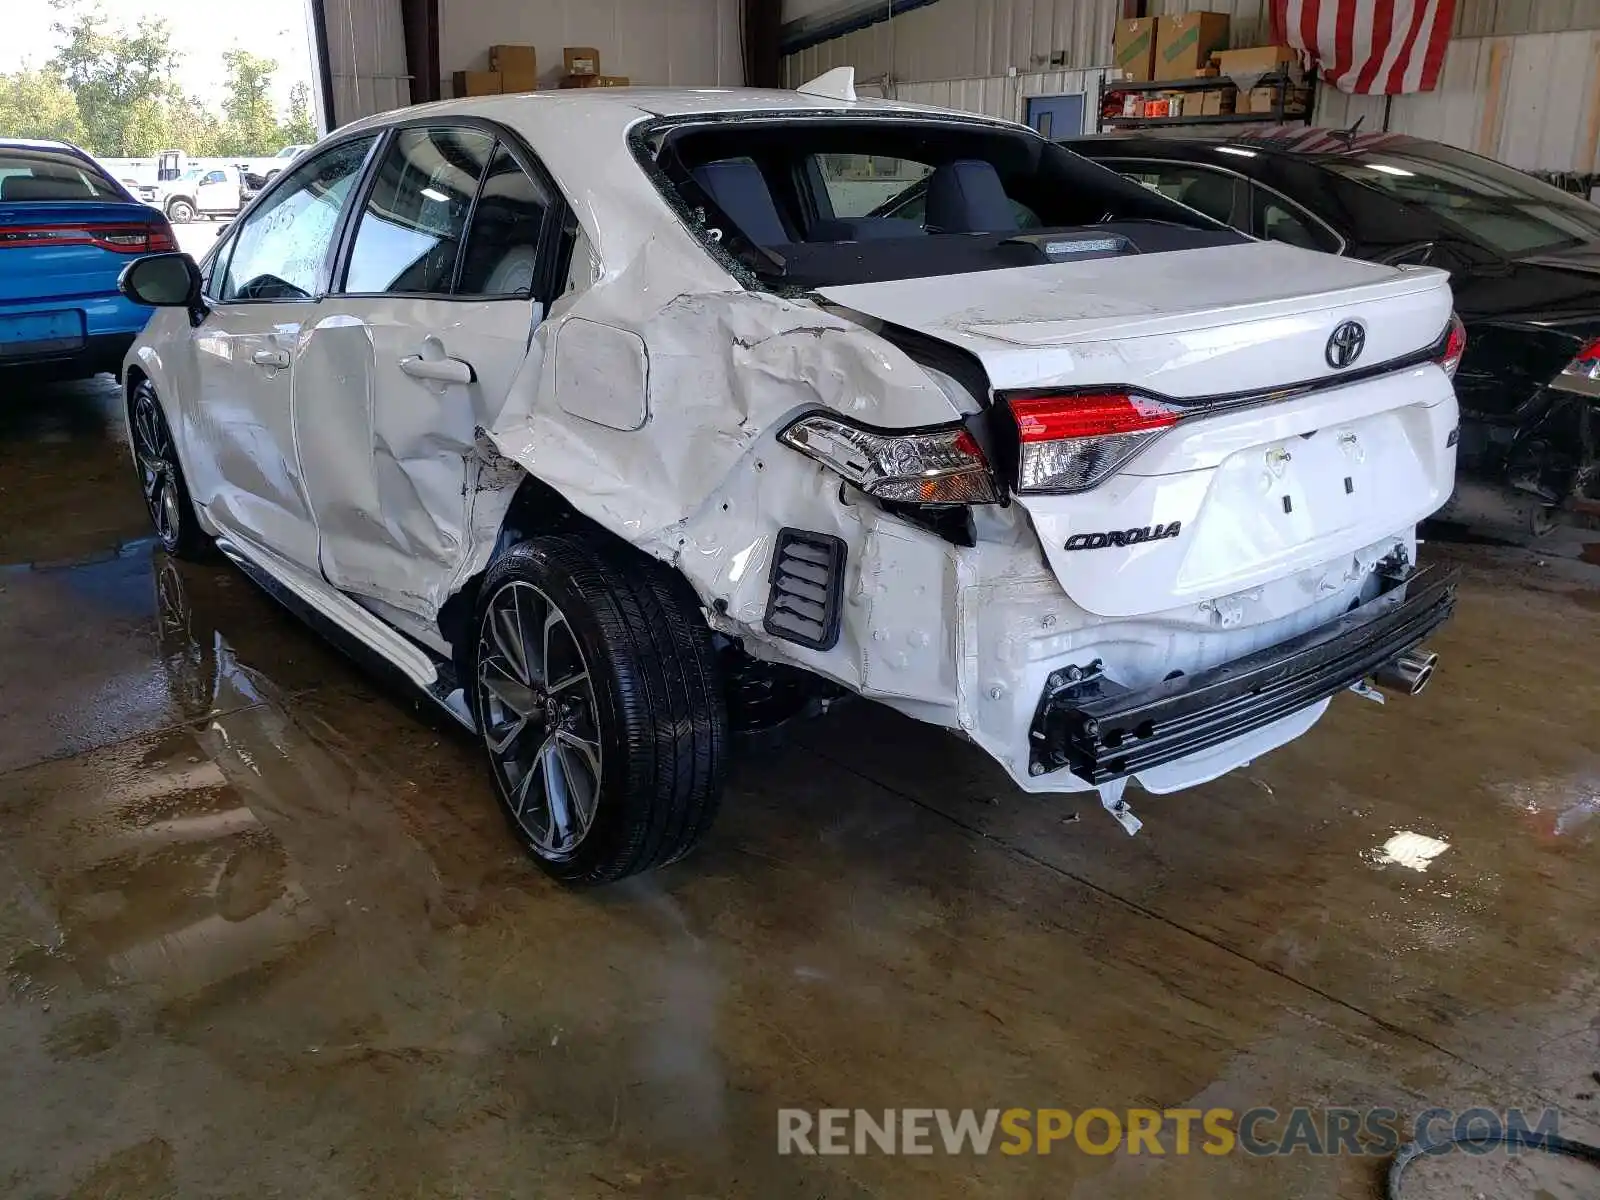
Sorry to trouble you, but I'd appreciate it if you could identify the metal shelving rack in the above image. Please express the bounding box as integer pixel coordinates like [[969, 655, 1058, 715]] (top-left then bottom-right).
[[1097, 66, 1316, 130]]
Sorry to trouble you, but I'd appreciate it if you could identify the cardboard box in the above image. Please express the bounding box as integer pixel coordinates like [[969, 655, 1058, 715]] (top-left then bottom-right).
[[1213, 44, 1297, 79], [452, 70, 501, 97], [489, 44, 537, 73], [1236, 83, 1310, 115], [1155, 12, 1230, 80], [1243, 86, 1278, 114], [1198, 86, 1236, 116], [563, 46, 601, 76], [1112, 17, 1157, 82], [558, 73, 629, 88], [500, 69, 539, 94], [1237, 83, 1305, 114]]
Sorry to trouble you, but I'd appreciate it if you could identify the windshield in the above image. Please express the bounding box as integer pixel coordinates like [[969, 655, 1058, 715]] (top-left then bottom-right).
[[1326, 143, 1600, 257], [0, 147, 123, 202], [651, 116, 1240, 288]]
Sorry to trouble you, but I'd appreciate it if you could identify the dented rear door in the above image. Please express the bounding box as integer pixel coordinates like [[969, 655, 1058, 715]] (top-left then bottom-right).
[[294, 129, 554, 620]]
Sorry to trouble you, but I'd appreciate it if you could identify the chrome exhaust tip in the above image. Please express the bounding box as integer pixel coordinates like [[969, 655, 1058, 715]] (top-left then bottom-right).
[[1372, 649, 1438, 697]]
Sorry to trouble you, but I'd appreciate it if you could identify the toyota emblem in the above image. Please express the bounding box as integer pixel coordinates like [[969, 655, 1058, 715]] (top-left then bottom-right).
[[1326, 320, 1367, 369]]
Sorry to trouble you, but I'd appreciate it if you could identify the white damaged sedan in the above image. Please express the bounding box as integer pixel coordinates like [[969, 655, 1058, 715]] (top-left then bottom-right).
[[118, 76, 1461, 883]]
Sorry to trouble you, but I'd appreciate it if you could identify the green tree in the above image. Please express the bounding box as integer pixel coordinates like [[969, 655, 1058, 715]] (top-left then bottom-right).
[[280, 81, 316, 146], [215, 48, 280, 155], [167, 92, 226, 156], [0, 67, 86, 144], [48, 0, 178, 155]]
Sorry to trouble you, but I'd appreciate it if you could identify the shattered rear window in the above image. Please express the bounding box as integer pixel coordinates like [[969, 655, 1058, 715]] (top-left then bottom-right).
[[645, 115, 1243, 288]]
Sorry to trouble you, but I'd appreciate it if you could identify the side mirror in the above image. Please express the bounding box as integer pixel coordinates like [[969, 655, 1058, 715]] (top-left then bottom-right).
[[119, 253, 201, 308]]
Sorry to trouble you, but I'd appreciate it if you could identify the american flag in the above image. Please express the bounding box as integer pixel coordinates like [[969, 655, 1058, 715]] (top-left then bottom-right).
[[1270, 0, 1458, 95]]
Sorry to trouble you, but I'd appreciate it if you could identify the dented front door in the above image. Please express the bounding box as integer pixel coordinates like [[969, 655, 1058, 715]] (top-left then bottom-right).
[[294, 129, 554, 619]]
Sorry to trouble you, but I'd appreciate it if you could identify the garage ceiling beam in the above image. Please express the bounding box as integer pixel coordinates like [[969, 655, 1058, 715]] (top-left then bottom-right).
[[399, 0, 441, 105], [309, 0, 339, 132], [746, 0, 783, 88]]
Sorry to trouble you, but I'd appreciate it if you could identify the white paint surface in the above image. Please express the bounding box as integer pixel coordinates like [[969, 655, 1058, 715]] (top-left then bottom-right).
[[127, 88, 1459, 802]]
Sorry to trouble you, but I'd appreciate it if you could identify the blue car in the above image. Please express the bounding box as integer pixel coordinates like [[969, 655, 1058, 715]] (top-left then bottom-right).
[[0, 138, 177, 381]]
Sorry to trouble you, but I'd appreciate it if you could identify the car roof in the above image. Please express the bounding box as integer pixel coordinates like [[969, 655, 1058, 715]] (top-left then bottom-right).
[[340, 85, 1019, 130], [334, 87, 1029, 284], [0, 138, 84, 152], [1067, 125, 1434, 161]]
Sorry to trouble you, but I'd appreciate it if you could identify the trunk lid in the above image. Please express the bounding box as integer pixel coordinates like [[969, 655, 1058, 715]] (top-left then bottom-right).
[[817, 241, 1451, 395], [0, 200, 171, 304], [820, 241, 1459, 618]]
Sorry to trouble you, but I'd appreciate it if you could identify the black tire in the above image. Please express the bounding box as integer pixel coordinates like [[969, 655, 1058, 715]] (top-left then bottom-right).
[[166, 198, 194, 223], [471, 534, 727, 886], [128, 378, 210, 560]]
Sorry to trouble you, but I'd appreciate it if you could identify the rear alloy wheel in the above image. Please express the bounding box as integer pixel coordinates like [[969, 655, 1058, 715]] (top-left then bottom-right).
[[166, 198, 195, 223], [129, 379, 209, 560], [473, 535, 727, 885]]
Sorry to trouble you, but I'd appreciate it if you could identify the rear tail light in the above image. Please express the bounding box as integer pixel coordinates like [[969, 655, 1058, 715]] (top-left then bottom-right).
[[1437, 312, 1466, 378], [0, 223, 175, 253], [1558, 335, 1600, 384], [1010, 392, 1182, 494], [779, 413, 1000, 504]]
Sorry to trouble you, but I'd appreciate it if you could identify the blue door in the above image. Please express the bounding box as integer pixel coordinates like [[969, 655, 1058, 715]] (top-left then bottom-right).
[[1025, 94, 1086, 139]]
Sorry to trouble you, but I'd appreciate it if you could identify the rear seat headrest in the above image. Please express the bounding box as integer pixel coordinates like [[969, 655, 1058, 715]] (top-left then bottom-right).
[[925, 160, 1018, 233], [691, 160, 790, 246]]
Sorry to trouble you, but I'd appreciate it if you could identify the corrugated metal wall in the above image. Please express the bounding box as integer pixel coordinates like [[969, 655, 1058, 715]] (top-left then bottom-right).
[[439, 0, 743, 95], [893, 67, 1108, 126], [783, 0, 1600, 88], [1316, 29, 1600, 173], [1455, 0, 1600, 35], [781, 0, 1600, 168], [323, 0, 412, 125], [783, 0, 1118, 86]]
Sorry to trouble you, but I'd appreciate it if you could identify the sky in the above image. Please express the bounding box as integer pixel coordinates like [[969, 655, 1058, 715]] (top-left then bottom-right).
[[5, 0, 315, 110]]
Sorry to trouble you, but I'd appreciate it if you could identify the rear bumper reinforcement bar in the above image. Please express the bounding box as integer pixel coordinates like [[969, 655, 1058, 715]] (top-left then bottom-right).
[[1029, 566, 1459, 784]]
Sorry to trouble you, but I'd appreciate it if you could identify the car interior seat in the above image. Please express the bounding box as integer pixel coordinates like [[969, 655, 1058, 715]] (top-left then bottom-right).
[[1261, 206, 1323, 250], [691, 159, 792, 246], [457, 172, 545, 296], [2, 175, 94, 201], [924, 160, 1018, 233], [1175, 173, 1238, 225]]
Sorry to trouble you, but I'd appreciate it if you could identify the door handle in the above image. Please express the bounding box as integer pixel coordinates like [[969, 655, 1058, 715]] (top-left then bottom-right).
[[251, 348, 290, 369], [400, 353, 475, 385]]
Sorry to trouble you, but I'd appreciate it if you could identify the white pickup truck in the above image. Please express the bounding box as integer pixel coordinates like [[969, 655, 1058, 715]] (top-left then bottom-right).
[[136, 165, 248, 223]]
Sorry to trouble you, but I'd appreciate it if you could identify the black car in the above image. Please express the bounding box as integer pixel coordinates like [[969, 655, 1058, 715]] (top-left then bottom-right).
[[1068, 126, 1600, 533]]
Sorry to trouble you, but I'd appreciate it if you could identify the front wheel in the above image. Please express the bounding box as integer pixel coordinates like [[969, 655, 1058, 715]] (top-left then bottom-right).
[[129, 379, 210, 559], [166, 198, 195, 223], [472, 535, 727, 885]]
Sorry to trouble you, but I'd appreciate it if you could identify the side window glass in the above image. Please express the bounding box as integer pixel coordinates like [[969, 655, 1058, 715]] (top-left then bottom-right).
[[343, 127, 494, 295], [814, 153, 933, 218], [456, 145, 551, 298], [1112, 164, 1238, 226], [220, 136, 375, 302], [1252, 188, 1340, 252]]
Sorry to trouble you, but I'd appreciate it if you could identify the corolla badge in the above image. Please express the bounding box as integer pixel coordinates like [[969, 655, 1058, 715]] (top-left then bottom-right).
[[1064, 522, 1183, 551], [1326, 320, 1367, 369]]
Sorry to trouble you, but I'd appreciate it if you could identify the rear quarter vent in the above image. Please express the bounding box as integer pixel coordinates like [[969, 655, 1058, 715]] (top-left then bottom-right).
[[763, 528, 846, 651]]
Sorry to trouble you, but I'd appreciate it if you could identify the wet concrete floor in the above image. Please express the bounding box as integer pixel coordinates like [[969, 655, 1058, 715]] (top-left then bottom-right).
[[2, 377, 1600, 1199]]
